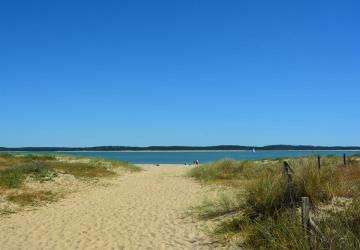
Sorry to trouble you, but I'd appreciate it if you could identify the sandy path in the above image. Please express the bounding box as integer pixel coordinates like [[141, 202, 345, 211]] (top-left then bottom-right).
[[0, 165, 214, 250]]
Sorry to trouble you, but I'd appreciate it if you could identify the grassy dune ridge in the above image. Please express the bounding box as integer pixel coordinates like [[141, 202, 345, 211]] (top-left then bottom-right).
[[188, 156, 360, 249], [0, 153, 140, 212]]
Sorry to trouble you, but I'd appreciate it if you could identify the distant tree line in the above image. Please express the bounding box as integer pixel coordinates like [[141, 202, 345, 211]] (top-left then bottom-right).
[[1, 145, 360, 152]]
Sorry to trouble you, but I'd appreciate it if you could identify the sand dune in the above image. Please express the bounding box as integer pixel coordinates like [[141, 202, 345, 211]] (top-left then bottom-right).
[[0, 165, 216, 250]]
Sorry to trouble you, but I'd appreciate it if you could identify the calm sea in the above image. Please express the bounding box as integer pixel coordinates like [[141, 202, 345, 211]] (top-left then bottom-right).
[[9, 150, 360, 164]]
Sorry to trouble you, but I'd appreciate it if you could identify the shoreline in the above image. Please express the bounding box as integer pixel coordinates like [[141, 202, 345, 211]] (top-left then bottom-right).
[[3, 149, 360, 153]]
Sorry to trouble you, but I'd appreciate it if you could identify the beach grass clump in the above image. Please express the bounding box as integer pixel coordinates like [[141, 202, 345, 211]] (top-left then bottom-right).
[[0, 153, 14, 159], [49, 162, 115, 178], [0, 163, 54, 189], [212, 216, 251, 241], [20, 154, 56, 161], [0, 167, 27, 188], [243, 210, 308, 250], [335, 164, 360, 197], [244, 170, 291, 219], [0, 153, 55, 169], [193, 191, 244, 219], [6, 191, 60, 206], [293, 165, 338, 204], [188, 159, 254, 182]]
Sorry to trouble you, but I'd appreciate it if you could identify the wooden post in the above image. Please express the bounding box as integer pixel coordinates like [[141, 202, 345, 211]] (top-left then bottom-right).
[[317, 155, 321, 170], [301, 197, 310, 243], [343, 153, 347, 166], [283, 161, 295, 208], [283, 161, 292, 182]]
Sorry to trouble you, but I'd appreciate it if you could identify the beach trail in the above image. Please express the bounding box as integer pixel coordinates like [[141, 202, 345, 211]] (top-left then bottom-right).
[[0, 165, 214, 250]]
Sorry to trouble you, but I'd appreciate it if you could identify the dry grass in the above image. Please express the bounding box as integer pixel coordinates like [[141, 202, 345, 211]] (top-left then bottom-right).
[[335, 164, 360, 197], [0, 153, 141, 213], [6, 191, 61, 206], [188, 155, 360, 249], [188, 159, 270, 183], [0, 154, 140, 189]]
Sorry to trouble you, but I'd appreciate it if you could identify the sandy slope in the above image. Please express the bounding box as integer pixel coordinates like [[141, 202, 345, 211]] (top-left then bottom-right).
[[0, 165, 215, 250]]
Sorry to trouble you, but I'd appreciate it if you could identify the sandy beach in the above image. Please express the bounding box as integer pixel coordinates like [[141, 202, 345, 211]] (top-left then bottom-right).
[[0, 165, 215, 250]]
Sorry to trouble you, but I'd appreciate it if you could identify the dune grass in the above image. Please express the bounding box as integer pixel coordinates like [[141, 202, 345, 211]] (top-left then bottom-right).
[[0, 153, 140, 189], [6, 191, 61, 206], [0, 162, 55, 188], [0, 153, 140, 209], [188, 155, 360, 249], [191, 191, 244, 220], [188, 159, 248, 181], [242, 198, 360, 250], [50, 162, 116, 178], [88, 157, 142, 173]]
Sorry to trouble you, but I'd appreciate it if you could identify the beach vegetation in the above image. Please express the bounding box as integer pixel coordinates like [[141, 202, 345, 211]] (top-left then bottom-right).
[[189, 155, 360, 249], [6, 191, 61, 206], [0, 153, 140, 211]]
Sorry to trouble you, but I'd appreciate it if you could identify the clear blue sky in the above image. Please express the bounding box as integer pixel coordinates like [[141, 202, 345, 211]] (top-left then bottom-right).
[[1, 0, 359, 147]]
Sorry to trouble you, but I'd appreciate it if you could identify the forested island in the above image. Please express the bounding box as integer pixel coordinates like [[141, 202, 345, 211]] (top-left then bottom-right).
[[1, 145, 360, 151]]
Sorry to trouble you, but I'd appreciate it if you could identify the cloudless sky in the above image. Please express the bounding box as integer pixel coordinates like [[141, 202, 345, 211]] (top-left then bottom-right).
[[1, 0, 359, 147]]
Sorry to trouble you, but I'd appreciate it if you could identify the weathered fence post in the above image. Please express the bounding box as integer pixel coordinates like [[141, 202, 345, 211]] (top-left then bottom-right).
[[283, 161, 293, 182], [343, 153, 347, 166], [283, 161, 295, 208], [301, 197, 311, 244], [317, 155, 321, 170]]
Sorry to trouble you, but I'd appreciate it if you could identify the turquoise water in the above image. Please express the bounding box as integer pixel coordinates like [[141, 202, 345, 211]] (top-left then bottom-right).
[[10, 150, 360, 164]]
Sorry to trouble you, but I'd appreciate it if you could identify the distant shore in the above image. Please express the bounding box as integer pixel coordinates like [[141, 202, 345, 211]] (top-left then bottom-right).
[[2, 145, 360, 152], [3, 149, 360, 153]]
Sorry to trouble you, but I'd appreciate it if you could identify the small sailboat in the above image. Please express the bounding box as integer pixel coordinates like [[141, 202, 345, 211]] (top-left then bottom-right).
[[252, 148, 256, 153]]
